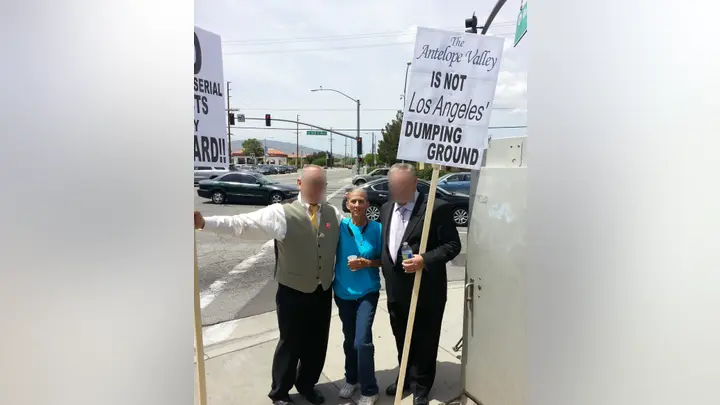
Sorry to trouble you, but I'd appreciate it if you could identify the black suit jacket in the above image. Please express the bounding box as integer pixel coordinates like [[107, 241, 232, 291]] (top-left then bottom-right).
[[380, 192, 462, 307]]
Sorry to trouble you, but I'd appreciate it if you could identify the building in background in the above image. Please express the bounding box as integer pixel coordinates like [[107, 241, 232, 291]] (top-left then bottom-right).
[[231, 148, 288, 165]]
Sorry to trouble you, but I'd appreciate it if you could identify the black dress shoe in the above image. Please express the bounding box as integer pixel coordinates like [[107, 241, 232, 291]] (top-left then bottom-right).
[[272, 400, 294, 405], [298, 388, 325, 405], [385, 381, 411, 396], [413, 395, 429, 405]]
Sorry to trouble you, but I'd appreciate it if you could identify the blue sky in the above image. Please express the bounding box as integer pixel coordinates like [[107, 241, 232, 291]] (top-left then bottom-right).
[[195, 0, 527, 153]]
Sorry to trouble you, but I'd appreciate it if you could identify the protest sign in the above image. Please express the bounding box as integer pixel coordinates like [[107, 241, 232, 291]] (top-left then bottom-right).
[[397, 27, 504, 170], [393, 27, 504, 405], [194, 27, 228, 168]]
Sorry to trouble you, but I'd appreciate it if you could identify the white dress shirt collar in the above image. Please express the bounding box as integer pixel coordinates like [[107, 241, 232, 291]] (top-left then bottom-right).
[[297, 194, 321, 209], [393, 191, 420, 213]]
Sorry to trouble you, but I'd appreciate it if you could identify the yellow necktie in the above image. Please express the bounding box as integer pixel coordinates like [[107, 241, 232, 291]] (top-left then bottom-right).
[[309, 204, 319, 229]]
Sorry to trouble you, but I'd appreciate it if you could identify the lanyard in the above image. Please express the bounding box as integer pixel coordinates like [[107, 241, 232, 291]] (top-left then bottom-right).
[[347, 221, 369, 237]]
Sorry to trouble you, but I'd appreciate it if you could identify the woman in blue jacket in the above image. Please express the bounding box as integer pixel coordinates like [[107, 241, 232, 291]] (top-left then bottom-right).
[[334, 187, 383, 405]]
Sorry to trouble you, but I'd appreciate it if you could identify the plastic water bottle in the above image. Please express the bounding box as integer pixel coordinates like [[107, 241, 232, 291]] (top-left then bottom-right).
[[400, 242, 413, 261]]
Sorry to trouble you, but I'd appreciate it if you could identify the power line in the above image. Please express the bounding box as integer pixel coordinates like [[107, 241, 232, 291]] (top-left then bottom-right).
[[234, 107, 525, 111], [231, 125, 527, 131], [222, 32, 516, 55], [221, 22, 517, 45]]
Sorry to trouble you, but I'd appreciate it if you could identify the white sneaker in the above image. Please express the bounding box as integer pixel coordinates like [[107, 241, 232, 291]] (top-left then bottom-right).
[[358, 394, 379, 405], [338, 382, 358, 399]]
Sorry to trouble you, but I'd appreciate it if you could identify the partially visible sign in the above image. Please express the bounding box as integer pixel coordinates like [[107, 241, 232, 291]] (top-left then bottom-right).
[[514, 1, 527, 47], [237, 113, 246, 123], [307, 130, 327, 136], [397, 27, 504, 170], [194, 26, 228, 168]]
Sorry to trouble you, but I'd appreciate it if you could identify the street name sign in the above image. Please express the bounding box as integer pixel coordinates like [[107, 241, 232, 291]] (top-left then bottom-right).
[[306, 130, 327, 136], [514, 1, 527, 47]]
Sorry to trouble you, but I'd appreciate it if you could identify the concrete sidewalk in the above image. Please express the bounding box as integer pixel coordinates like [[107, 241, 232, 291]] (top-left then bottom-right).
[[198, 282, 467, 405]]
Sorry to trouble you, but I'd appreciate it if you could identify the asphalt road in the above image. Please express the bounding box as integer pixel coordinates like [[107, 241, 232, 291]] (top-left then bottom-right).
[[195, 168, 468, 327]]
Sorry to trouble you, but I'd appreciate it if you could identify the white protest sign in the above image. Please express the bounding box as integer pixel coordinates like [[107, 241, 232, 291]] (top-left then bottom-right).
[[397, 27, 504, 170], [194, 26, 228, 168]]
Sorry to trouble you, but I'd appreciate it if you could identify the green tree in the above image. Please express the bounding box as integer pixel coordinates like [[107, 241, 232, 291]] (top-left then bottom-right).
[[363, 153, 374, 167], [242, 138, 264, 158], [377, 110, 402, 165], [305, 151, 324, 164]]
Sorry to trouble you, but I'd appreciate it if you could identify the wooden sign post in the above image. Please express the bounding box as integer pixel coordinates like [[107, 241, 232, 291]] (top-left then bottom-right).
[[194, 232, 208, 405], [394, 164, 441, 405]]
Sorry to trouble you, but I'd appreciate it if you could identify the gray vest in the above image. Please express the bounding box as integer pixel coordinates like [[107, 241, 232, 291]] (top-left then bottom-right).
[[274, 200, 339, 293]]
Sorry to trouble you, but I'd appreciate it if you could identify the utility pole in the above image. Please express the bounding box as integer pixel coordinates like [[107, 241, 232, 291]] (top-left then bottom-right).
[[296, 114, 300, 169], [402, 62, 411, 109], [226, 81, 232, 164], [345, 138, 348, 165], [372, 132, 377, 166], [356, 99, 361, 174], [329, 127, 333, 168]]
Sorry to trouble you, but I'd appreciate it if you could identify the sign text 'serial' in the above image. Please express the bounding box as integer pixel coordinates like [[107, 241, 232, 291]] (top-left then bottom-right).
[[194, 27, 228, 167]]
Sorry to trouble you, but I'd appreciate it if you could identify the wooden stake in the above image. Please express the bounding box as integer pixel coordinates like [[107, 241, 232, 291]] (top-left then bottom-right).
[[194, 231, 208, 405], [394, 164, 441, 405]]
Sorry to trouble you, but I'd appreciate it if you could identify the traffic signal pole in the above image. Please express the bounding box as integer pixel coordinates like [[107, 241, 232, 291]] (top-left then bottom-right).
[[237, 117, 356, 140]]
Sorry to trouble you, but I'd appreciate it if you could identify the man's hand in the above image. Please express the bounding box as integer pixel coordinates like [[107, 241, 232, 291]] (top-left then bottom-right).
[[194, 211, 205, 230], [347, 258, 367, 271], [402, 255, 425, 273]]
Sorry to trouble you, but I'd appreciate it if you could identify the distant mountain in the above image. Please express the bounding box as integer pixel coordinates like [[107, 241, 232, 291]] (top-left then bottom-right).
[[231, 139, 342, 157]]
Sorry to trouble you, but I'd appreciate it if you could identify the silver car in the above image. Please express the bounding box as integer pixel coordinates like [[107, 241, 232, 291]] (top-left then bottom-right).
[[351, 167, 389, 185], [194, 166, 229, 185]]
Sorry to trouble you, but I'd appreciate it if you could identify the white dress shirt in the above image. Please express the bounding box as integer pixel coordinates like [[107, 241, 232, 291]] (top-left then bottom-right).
[[202, 194, 344, 241], [388, 192, 420, 262]]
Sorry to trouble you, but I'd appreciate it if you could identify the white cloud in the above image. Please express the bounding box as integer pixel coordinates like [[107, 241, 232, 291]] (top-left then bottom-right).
[[495, 71, 528, 107]]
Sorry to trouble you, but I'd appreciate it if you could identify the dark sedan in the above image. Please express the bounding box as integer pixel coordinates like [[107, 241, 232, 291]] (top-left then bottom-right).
[[342, 178, 470, 226], [197, 171, 299, 205]]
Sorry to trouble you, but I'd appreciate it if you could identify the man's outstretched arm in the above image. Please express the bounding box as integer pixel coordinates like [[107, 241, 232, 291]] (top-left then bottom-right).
[[194, 204, 287, 241]]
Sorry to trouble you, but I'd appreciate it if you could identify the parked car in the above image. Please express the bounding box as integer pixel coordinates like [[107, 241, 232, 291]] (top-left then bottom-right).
[[197, 171, 299, 205], [342, 178, 470, 226], [254, 165, 275, 175], [351, 167, 390, 186], [194, 166, 228, 185], [438, 172, 471, 195], [273, 165, 289, 174]]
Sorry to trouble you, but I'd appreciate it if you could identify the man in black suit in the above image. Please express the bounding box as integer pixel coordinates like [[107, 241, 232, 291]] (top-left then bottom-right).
[[379, 163, 462, 405]]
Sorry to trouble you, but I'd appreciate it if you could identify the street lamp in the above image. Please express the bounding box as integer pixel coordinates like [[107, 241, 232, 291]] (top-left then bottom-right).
[[311, 86, 361, 174], [402, 62, 412, 109]]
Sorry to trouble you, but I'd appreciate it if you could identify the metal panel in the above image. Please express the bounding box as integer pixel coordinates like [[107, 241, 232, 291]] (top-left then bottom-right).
[[462, 136, 527, 404]]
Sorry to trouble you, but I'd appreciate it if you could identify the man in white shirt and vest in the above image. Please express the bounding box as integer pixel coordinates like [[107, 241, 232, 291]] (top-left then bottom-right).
[[194, 165, 343, 405]]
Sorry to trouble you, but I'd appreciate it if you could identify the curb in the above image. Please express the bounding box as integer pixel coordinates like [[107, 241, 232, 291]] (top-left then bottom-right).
[[202, 280, 467, 356]]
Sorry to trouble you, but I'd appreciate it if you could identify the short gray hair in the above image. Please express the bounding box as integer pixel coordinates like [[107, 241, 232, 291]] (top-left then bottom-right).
[[389, 163, 416, 176], [346, 187, 368, 198]]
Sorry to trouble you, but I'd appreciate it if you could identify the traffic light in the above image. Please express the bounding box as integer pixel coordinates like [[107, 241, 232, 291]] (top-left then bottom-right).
[[265, 114, 271, 127], [228, 113, 235, 126], [356, 137, 363, 156], [465, 14, 478, 33]]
